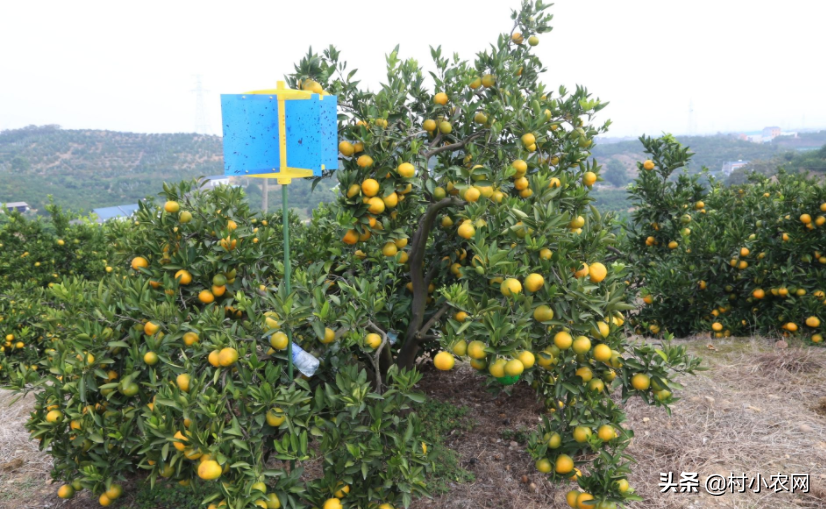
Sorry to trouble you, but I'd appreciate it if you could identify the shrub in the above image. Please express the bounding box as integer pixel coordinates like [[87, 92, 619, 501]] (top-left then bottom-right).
[[626, 134, 826, 343]]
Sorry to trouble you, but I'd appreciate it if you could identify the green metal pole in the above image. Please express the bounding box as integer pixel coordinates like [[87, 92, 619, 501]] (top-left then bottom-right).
[[282, 183, 294, 380]]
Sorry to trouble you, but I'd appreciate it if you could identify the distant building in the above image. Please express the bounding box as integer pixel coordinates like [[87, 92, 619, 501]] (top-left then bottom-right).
[[3, 202, 30, 213], [762, 126, 782, 140], [200, 175, 233, 190], [92, 204, 140, 223], [722, 160, 749, 176]]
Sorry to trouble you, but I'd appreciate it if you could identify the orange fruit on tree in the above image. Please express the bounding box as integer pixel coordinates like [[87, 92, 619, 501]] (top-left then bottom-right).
[[631, 373, 651, 390], [582, 171, 597, 187], [466, 340, 486, 359], [806, 316, 820, 327], [500, 278, 522, 296], [712, 322, 723, 332], [433, 351, 455, 371], [338, 141, 355, 156], [589, 262, 607, 283], [397, 162, 415, 178], [131, 256, 149, 270], [535, 458, 552, 473], [57, 485, 75, 499], [198, 290, 215, 304], [643, 160, 655, 170], [367, 197, 386, 215], [323, 499, 343, 509], [574, 263, 590, 279], [533, 305, 554, 322], [555, 454, 574, 474], [423, 119, 436, 131], [99, 494, 112, 506], [433, 92, 448, 105], [271, 331, 289, 350], [217, 347, 238, 367], [575, 493, 594, 509], [361, 178, 379, 197], [593, 344, 612, 362], [342, 229, 358, 245], [554, 331, 573, 349], [801, 213, 812, 224], [143, 351, 159, 365], [572, 336, 591, 354], [504, 359, 524, 376], [198, 460, 222, 480], [524, 273, 545, 292], [266, 408, 286, 427], [457, 221, 476, 239], [175, 269, 192, 285], [365, 333, 382, 349], [357, 155, 374, 168]]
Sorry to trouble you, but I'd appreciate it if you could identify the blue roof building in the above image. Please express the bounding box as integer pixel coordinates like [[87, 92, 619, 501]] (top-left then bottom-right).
[[92, 204, 140, 223]]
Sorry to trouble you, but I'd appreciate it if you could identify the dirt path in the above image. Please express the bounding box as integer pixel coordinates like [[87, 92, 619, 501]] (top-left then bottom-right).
[[1, 338, 825, 509]]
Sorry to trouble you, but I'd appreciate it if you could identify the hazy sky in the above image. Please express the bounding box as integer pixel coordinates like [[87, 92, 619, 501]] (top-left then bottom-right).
[[2, 0, 824, 138]]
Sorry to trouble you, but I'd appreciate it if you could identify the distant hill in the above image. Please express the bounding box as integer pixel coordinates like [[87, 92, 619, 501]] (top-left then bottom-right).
[[589, 131, 826, 216], [0, 125, 336, 216]]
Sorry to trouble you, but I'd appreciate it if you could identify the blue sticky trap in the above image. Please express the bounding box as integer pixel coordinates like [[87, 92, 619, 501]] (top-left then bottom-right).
[[220, 92, 338, 178], [221, 95, 281, 176]]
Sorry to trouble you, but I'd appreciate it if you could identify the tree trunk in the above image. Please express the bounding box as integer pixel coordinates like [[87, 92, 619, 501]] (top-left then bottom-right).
[[395, 197, 463, 369]]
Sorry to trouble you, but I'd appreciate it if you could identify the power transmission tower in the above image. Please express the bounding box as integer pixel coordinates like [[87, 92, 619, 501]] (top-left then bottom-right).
[[191, 75, 211, 135]]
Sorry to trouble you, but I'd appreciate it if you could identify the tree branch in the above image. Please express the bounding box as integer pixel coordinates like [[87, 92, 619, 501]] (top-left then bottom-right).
[[424, 131, 486, 159], [417, 303, 451, 339]]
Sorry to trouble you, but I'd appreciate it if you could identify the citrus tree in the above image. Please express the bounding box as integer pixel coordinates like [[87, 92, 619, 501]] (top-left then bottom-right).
[[24, 180, 430, 509], [1, 199, 112, 382], [626, 134, 826, 343], [287, 1, 699, 507]]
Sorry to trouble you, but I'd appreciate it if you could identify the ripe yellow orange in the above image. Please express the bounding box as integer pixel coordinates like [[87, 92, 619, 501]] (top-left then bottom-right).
[[597, 424, 616, 441], [593, 344, 612, 362], [806, 316, 821, 327], [342, 229, 358, 245], [668, 241, 678, 249], [58, 485, 75, 499], [500, 278, 522, 297], [573, 263, 589, 279], [524, 273, 545, 292], [365, 333, 382, 349], [554, 331, 573, 349], [198, 460, 222, 480], [589, 262, 607, 283], [565, 490, 581, 508], [361, 178, 379, 197], [582, 171, 597, 187], [517, 351, 535, 369], [521, 133, 536, 147], [382, 243, 398, 257], [99, 494, 112, 506], [439, 121, 452, 134], [434, 351, 455, 371], [464, 187, 481, 202], [175, 270, 192, 285], [513, 176, 529, 191], [504, 359, 524, 376], [217, 347, 239, 367], [266, 494, 282, 509], [573, 426, 591, 443], [467, 340, 487, 359], [555, 454, 574, 474], [198, 290, 215, 304], [382, 192, 399, 208], [801, 213, 812, 224], [338, 141, 355, 156], [752, 289, 765, 299], [177, 374, 191, 392], [434, 92, 448, 105], [575, 493, 594, 509], [712, 322, 723, 332], [367, 197, 386, 215], [423, 119, 436, 131], [643, 160, 655, 170], [397, 162, 415, 178], [572, 336, 591, 354], [271, 331, 289, 350], [357, 155, 374, 168], [131, 256, 149, 270], [481, 74, 496, 87], [548, 177, 561, 188], [631, 373, 651, 391], [615, 479, 630, 493], [489, 358, 507, 378], [323, 499, 343, 509], [266, 408, 286, 427], [321, 327, 336, 344]]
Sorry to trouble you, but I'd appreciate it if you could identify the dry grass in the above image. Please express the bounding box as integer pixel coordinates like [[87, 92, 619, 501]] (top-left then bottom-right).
[[1, 338, 825, 509]]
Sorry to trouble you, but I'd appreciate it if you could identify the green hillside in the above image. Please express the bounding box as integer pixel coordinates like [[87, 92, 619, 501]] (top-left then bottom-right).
[[0, 125, 337, 216]]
